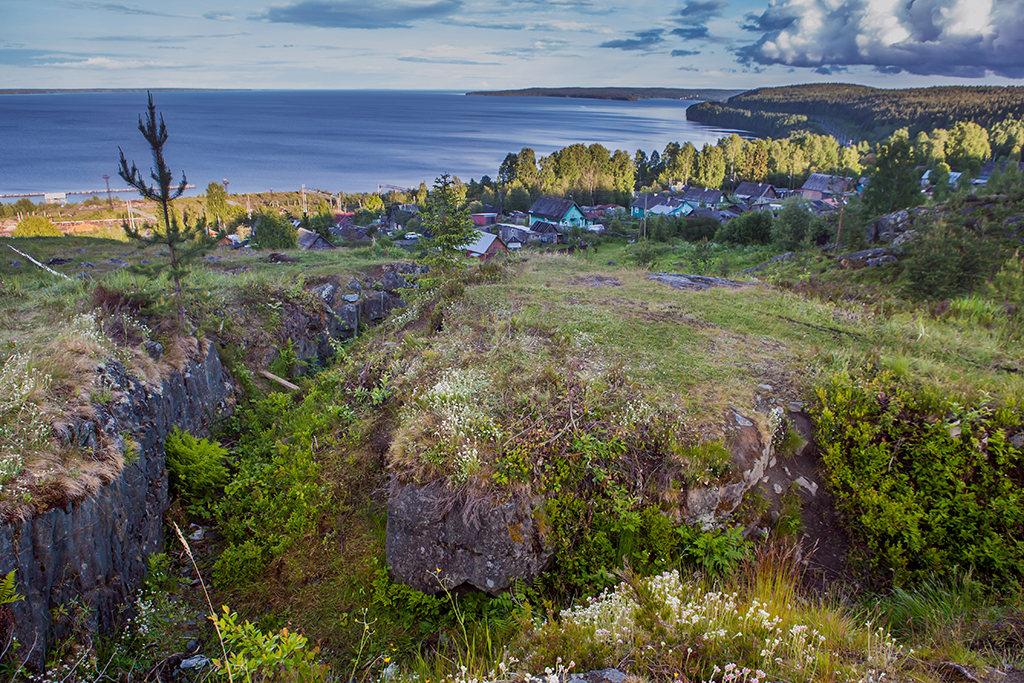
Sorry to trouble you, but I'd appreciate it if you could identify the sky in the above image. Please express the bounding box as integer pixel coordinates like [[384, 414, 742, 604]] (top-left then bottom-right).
[[3, 0, 1024, 91]]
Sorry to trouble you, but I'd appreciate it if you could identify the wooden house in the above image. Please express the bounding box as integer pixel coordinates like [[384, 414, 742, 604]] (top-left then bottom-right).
[[528, 196, 589, 229]]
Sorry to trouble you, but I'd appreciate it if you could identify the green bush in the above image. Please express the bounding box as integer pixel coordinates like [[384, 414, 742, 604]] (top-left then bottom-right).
[[681, 216, 721, 242], [213, 540, 267, 587], [715, 210, 772, 245], [900, 222, 993, 300], [12, 215, 62, 237], [771, 201, 813, 250], [815, 368, 1024, 584], [164, 427, 228, 512]]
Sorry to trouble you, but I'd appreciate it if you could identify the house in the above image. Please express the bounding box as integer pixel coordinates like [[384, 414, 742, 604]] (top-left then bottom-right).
[[530, 221, 565, 244], [800, 174, 852, 201], [649, 202, 690, 217], [631, 194, 687, 218], [508, 210, 529, 225], [920, 169, 963, 189], [297, 227, 335, 250], [464, 229, 509, 260], [528, 196, 589, 228], [977, 161, 1024, 184], [687, 206, 729, 224], [496, 223, 540, 246], [331, 224, 370, 241], [681, 187, 725, 208], [733, 182, 778, 204]]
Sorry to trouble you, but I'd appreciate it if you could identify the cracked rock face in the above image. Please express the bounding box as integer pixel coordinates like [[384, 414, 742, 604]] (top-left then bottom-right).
[[385, 482, 554, 596], [0, 342, 235, 669]]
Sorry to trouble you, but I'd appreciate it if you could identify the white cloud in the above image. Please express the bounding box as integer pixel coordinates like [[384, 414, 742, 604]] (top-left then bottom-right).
[[36, 56, 178, 69], [738, 0, 1024, 78]]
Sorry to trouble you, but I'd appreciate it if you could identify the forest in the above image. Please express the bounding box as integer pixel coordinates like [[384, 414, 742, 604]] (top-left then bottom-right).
[[687, 83, 1024, 142]]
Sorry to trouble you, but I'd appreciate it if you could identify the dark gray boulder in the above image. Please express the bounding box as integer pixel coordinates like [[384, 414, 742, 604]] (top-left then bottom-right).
[[385, 482, 554, 595]]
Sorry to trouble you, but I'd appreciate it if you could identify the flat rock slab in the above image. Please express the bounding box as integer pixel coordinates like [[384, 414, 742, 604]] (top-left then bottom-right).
[[647, 272, 751, 290]]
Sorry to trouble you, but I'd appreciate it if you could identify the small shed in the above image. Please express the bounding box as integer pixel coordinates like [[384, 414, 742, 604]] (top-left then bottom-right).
[[297, 227, 335, 251], [464, 229, 509, 260]]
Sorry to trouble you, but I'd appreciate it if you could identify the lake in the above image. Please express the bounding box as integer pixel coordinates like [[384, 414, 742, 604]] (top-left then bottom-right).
[[0, 90, 748, 199]]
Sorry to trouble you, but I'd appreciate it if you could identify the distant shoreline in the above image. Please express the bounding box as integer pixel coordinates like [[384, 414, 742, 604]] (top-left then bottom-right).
[[0, 88, 250, 95], [467, 87, 745, 102]]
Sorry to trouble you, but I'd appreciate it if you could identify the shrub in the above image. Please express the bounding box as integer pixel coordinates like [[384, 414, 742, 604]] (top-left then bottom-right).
[[815, 368, 1024, 584], [900, 223, 992, 300], [681, 216, 720, 242], [164, 427, 229, 511], [771, 201, 813, 250], [12, 215, 62, 237], [715, 210, 772, 245]]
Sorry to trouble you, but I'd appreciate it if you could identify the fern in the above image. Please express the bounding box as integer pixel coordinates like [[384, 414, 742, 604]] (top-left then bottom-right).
[[0, 570, 23, 605]]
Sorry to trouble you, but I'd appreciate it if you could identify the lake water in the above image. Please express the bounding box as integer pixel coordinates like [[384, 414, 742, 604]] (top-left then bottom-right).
[[0, 90, 747, 199]]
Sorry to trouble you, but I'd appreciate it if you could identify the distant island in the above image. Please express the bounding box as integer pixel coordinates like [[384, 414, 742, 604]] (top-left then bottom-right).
[[0, 88, 249, 95], [466, 87, 744, 102]]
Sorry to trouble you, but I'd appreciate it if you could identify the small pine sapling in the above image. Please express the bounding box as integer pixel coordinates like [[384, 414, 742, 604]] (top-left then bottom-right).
[[117, 92, 222, 325]]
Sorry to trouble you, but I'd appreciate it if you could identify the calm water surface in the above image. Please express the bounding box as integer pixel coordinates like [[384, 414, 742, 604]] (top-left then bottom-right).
[[0, 90, 747, 198]]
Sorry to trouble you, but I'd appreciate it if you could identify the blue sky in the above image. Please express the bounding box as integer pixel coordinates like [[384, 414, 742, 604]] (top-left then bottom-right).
[[3, 0, 1024, 90]]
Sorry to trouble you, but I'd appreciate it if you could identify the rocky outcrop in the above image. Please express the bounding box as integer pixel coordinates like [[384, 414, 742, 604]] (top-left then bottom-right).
[[839, 247, 902, 269], [0, 342, 234, 668], [284, 263, 427, 374], [647, 273, 754, 290], [385, 482, 553, 596], [386, 410, 779, 593], [683, 410, 774, 528]]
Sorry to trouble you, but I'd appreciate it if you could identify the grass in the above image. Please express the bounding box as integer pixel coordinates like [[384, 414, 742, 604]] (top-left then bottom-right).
[[3, 230, 1024, 682]]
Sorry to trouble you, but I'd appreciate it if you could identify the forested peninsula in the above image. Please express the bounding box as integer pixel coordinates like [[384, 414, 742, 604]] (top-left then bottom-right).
[[467, 87, 743, 101], [687, 83, 1024, 142]]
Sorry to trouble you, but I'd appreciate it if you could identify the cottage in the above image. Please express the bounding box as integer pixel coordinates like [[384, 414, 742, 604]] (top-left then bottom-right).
[[733, 182, 778, 203], [800, 174, 852, 201], [464, 229, 509, 260], [297, 227, 335, 250], [631, 194, 687, 218], [681, 187, 725, 208], [920, 169, 963, 189], [528, 196, 589, 228], [495, 223, 540, 246], [687, 206, 729, 224], [530, 221, 565, 244]]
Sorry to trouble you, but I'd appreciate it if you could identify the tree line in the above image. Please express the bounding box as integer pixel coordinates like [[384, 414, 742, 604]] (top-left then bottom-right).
[[688, 84, 1024, 142]]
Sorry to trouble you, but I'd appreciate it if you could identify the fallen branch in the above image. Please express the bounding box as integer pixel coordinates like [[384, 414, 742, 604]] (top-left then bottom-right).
[[6, 245, 72, 281], [260, 369, 300, 391]]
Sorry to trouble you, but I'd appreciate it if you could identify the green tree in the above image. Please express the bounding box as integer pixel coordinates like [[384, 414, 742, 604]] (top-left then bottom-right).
[[771, 199, 812, 250], [863, 135, 922, 216], [421, 173, 476, 275], [12, 215, 62, 237], [931, 162, 952, 201], [946, 121, 991, 176], [206, 181, 228, 228], [696, 144, 726, 189], [254, 209, 297, 249], [118, 92, 219, 324]]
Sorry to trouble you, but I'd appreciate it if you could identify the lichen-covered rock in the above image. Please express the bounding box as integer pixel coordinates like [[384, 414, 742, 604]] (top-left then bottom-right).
[[385, 482, 554, 595]]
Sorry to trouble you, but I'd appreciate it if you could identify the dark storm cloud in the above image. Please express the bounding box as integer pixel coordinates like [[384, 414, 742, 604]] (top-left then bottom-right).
[[737, 0, 1024, 79], [677, 0, 727, 26], [598, 29, 664, 51], [670, 26, 710, 40], [253, 0, 462, 29]]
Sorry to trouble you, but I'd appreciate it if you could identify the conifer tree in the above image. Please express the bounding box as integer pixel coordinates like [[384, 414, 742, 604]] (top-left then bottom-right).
[[117, 93, 219, 325], [421, 173, 476, 275]]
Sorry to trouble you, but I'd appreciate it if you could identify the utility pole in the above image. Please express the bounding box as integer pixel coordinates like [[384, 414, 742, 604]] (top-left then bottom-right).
[[103, 175, 113, 209]]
